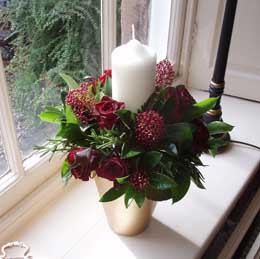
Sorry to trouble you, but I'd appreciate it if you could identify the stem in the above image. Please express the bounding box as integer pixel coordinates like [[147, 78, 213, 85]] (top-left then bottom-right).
[[229, 140, 260, 151]]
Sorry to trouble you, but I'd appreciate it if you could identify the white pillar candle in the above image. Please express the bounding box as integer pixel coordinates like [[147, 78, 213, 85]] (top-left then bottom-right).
[[111, 39, 156, 112]]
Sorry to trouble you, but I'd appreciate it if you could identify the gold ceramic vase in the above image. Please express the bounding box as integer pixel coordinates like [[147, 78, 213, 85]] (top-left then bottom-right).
[[95, 176, 156, 236]]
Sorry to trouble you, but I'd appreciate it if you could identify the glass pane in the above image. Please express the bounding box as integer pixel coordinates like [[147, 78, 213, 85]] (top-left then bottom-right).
[[1, 0, 101, 158], [118, 0, 150, 45], [0, 133, 9, 177], [118, 0, 172, 61]]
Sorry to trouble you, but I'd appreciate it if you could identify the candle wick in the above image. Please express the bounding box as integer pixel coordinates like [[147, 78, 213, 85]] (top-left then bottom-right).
[[132, 24, 135, 40]]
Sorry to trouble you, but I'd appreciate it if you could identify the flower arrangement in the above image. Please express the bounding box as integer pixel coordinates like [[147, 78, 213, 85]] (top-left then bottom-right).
[[37, 59, 233, 208]]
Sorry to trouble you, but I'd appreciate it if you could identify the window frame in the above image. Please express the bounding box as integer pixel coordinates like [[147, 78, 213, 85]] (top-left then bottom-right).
[[0, 0, 198, 217]]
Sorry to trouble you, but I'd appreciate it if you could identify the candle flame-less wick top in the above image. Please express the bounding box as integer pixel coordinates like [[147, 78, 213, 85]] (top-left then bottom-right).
[[132, 24, 135, 40]]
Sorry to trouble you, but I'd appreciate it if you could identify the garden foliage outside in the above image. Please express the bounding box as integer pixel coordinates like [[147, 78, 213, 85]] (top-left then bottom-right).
[[0, 0, 101, 155]]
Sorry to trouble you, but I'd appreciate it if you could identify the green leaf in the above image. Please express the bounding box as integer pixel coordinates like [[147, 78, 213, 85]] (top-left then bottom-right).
[[116, 109, 136, 122], [39, 107, 64, 124], [103, 76, 112, 96], [185, 97, 218, 120], [124, 185, 145, 208], [208, 137, 229, 151], [160, 92, 175, 121], [65, 105, 79, 124], [149, 172, 177, 190], [95, 81, 103, 102], [134, 190, 145, 208], [207, 121, 234, 135], [115, 109, 137, 130], [143, 151, 162, 170], [57, 123, 86, 145], [191, 169, 205, 189], [116, 175, 129, 184], [171, 171, 191, 203], [121, 144, 144, 158], [145, 186, 172, 201], [99, 186, 126, 202], [60, 73, 78, 89], [165, 123, 193, 150], [61, 159, 72, 185], [124, 185, 135, 208]]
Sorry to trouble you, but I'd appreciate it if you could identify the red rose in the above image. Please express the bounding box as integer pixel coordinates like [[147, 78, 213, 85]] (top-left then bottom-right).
[[95, 96, 125, 129], [167, 85, 196, 123], [192, 120, 209, 153], [96, 156, 128, 181], [99, 69, 112, 85], [68, 148, 100, 181]]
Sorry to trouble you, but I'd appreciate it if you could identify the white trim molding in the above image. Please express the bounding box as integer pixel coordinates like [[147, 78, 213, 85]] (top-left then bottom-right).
[[101, 0, 117, 70]]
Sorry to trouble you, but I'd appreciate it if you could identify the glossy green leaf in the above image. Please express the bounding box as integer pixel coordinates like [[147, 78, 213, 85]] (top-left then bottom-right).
[[124, 185, 145, 208], [185, 97, 218, 120], [143, 151, 163, 170], [171, 172, 191, 203], [134, 190, 145, 208], [65, 105, 79, 124], [145, 186, 172, 201], [191, 170, 205, 189], [116, 175, 129, 184], [207, 121, 234, 135], [208, 137, 229, 156], [60, 73, 78, 89], [103, 76, 112, 96], [124, 185, 135, 208], [39, 107, 64, 124], [121, 144, 144, 158], [99, 186, 126, 202], [116, 109, 136, 121], [165, 123, 193, 150], [57, 123, 86, 145], [149, 172, 177, 190]]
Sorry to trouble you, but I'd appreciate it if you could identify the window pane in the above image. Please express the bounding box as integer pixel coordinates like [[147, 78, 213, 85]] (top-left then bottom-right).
[[118, 0, 150, 45], [0, 133, 9, 177], [1, 0, 101, 158], [118, 0, 172, 62]]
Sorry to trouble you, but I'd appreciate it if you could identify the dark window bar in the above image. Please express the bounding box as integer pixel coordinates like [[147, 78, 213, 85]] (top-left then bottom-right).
[[203, 0, 238, 125]]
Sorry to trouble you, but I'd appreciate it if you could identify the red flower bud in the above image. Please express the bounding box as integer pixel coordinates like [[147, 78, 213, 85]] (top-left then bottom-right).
[[67, 148, 100, 181], [95, 96, 125, 129], [96, 156, 128, 181]]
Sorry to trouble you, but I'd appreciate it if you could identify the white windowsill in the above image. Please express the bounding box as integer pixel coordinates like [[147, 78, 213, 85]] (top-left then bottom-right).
[[0, 90, 259, 259]]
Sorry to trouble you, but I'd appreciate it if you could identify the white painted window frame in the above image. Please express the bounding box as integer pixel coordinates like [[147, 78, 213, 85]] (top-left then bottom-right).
[[0, 55, 59, 216], [0, 0, 197, 217], [167, 0, 198, 87]]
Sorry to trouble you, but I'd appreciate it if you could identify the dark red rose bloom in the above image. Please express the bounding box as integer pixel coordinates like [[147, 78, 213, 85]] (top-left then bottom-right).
[[96, 156, 128, 181], [99, 69, 112, 85], [192, 120, 209, 154], [68, 148, 100, 181], [95, 96, 125, 129], [167, 85, 196, 123]]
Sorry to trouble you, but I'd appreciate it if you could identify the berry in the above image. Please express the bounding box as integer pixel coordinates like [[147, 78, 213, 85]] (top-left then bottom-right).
[[155, 58, 175, 87], [135, 111, 165, 148], [65, 83, 95, 124], [129, 170, 149, 190]]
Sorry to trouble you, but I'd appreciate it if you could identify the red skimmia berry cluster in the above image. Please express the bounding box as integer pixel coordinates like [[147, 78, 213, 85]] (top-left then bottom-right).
[[135, 110, 165, 148], [155, 58, 175, 87], [65, 70, 112, 125]]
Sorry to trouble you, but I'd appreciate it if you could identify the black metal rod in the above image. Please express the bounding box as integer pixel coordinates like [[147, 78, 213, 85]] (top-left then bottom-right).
[[212, 0, 238, 84], [204, 0, 238, 124]]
